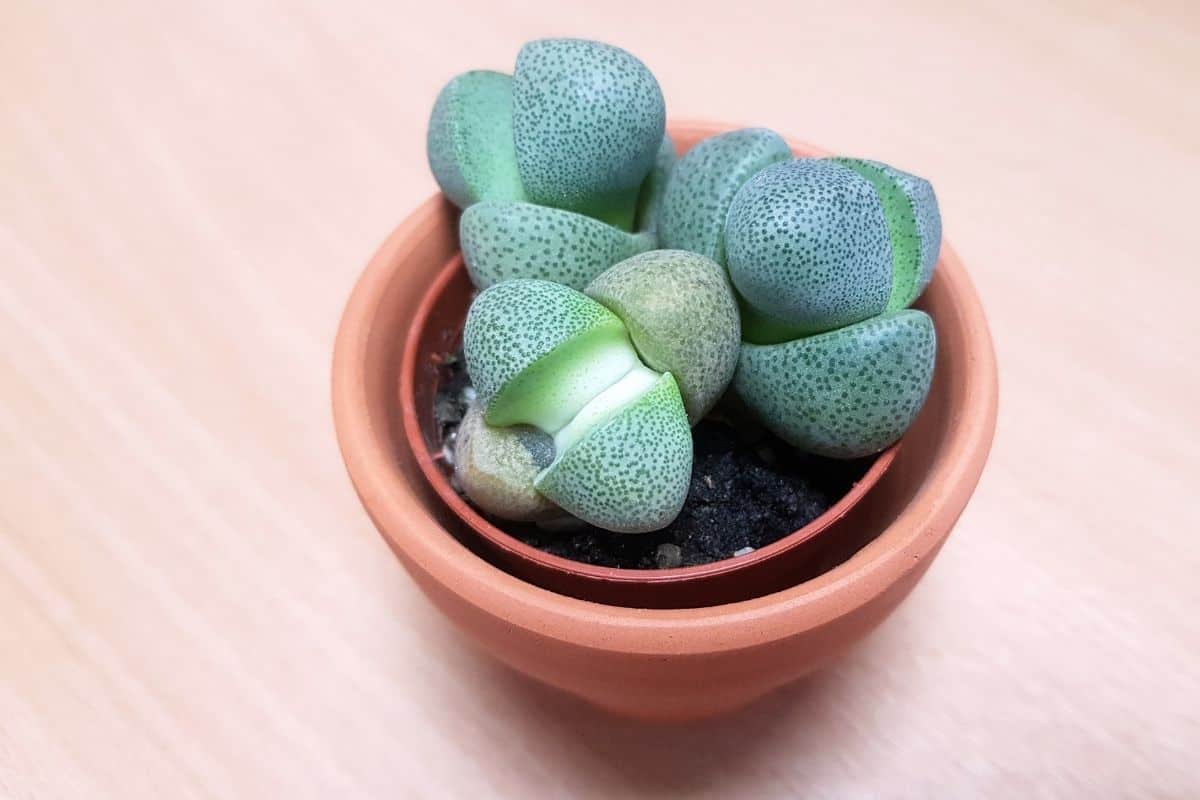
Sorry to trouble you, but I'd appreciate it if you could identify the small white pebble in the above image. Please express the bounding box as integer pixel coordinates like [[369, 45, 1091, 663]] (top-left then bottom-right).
[[461, 386, 477, 403], [733, 546, 755, 557], [440, 442, 456, 467], [655, 543, 683, 569]]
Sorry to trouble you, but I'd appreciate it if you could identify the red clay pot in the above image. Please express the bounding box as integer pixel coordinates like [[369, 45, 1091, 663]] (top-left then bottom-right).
[[332, 122, 999, 720], [401, 252, 899, 608]]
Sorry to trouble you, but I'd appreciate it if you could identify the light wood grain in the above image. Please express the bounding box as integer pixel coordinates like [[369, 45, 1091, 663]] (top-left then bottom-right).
[[2, 0, 1198, 797]]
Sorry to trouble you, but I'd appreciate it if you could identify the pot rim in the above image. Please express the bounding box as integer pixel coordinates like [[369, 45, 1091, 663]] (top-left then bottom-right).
[[331, 121, 999, 657]]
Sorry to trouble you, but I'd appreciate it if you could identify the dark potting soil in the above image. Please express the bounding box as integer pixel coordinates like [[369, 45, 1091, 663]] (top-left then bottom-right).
[[432, 352, 870, 570]]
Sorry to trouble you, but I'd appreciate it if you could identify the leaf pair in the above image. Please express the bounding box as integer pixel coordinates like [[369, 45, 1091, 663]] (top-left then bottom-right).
[[657, 128, 943, 458], [459, 252, 739, 532], [428, 39, 672, 290]]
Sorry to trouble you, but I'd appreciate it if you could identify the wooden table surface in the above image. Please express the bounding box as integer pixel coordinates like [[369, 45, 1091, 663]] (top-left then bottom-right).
[[3, 1, 1197, 797]]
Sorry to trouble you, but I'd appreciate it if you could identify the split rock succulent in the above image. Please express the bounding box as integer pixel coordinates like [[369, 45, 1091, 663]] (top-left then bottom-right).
[[463, 279, 692, 532], [429, 38, 947, 509]]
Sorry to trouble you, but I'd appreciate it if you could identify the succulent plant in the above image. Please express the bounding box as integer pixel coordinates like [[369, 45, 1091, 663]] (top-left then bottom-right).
[[512, 38, 665, 231], [459, 201, 654, 290], [734, 310, 936, 458], [427, 38, 946, 525], [658, 128, 791, 265], [463, 279, 692, 532], [454, 401, 558, 521], [586, 250, 740, 424], [723, 156, 942, 457], [634, 134, 678, 234], [426, 71, 527, 209]]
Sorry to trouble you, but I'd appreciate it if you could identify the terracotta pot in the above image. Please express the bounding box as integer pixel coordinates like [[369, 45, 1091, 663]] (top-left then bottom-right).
[[332, 122, 999, 720], [400, 252, 899, 608]]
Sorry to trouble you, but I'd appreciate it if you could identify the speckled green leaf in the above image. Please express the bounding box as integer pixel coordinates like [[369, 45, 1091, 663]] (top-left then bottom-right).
[[734, 310, 936, 459], [512, 38, 665, 230], [634, 134, 677, 234], [835, 158, 941, 310], [657, 128, 791, 265], [460, 201, 655, 290], [426, 71, 527, 209], [454, 400, 558, 521], [534, 373, 692, 533], [462, 279, 636, 430], [586, 250, 740, 424], [726, 159, 893, 342], [870, 160, 941, 299]]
